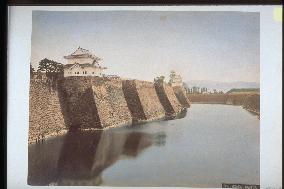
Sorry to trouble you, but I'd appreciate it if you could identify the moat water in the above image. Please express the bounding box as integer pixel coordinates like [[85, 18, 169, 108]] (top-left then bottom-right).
[[28, 104, 260, 187]]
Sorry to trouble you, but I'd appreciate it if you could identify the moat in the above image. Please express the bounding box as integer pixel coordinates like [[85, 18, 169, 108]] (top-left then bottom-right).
[[28, 104, 260, 187]]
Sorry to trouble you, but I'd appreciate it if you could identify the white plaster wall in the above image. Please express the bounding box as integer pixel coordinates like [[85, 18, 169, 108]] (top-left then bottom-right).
[[64, 66, 104, 77]]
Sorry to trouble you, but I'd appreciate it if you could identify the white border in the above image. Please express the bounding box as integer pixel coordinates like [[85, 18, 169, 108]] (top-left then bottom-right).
[[7, 6, 282, 189]]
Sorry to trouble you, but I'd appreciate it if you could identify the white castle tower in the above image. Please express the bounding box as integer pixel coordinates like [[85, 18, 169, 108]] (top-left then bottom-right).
[[169, 70, 183, 87], [63, 47, 107, 77]]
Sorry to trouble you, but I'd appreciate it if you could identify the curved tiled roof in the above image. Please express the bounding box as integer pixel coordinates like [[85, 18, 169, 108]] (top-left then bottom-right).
[[64, 47, 98, 59], [71, 47, 90, 55]]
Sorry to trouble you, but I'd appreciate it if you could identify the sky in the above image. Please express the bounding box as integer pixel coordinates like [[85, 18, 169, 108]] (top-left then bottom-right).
[[31, 11, 260, 83]]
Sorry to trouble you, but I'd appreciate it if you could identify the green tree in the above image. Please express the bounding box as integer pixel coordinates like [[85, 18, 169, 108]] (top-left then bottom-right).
[[154, 75, 165, 83], [37, 58, 63, 73]]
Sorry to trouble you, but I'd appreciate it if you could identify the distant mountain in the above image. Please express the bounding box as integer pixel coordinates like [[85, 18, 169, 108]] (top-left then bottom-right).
[[185, 80, 260, 93]]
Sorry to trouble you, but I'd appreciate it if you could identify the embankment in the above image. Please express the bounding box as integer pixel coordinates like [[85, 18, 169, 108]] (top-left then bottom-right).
[[188, 93, 260, 115], [242, 94, 260, 115]]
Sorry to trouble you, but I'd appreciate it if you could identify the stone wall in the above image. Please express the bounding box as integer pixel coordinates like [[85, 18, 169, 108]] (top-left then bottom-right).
[[122, 80, 147, 122], [173, 86, 191, 108], [29, 78, 66, 143], [59, 77, 101, 130], [29, 76, 190, 143], [61, 77, 132, 129], [135, 80, 166, 120], [163, 84, 184, 113], [242, 94, 260, 115], [122, 80, 165, 123], [92, 78, 132, 128], [154, 82, 183, 115]]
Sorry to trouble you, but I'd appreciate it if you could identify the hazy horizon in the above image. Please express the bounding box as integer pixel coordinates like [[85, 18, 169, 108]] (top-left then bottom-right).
[[31, 11, 260, 83]]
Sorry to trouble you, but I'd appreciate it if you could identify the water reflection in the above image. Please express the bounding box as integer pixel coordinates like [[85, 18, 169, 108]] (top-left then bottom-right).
[[28, 129, 166, 186], [28, 105, 259, 187]]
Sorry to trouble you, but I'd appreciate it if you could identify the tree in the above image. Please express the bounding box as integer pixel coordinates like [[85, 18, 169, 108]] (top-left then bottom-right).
[[37, 58, 63, 73], [30, 63, 35, 76], [154, 75, 165, 83]]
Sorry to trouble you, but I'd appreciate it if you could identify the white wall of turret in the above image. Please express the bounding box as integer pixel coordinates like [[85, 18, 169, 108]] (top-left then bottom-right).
[[64, 66, 104, 77]]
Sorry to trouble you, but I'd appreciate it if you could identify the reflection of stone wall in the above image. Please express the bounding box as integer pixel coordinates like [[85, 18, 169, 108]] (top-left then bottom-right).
[[56, 131, 153, 186], [28, 134, 66, 185], [29, 79, 66, 143], [28, 128, 165, 186], [173, 86, 191, 108]]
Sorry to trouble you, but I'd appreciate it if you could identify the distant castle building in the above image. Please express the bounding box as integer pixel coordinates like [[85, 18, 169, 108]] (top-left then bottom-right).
[[63, 47, 107, 77], [169, 71, 183, 87]]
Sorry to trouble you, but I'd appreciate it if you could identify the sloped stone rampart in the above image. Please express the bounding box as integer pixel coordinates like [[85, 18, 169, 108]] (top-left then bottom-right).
[[122, 80, 147, 122], [163, 84, 184, 113], [91, 78, 132, 128], [29, 79, 66, 143], [154, 82, 183, 115], [61, 77, 132, 129], [122, 80, 165, 122], [59, 77, 101, 129], [173, 86, 191, 108], [29, 76, 190, 143], [134, 80, 166, 120]]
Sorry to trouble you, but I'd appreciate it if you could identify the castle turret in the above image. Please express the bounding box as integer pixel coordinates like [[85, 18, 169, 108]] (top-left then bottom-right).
[[63, 47, 107, 77], [168, 70, 183, 87]]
